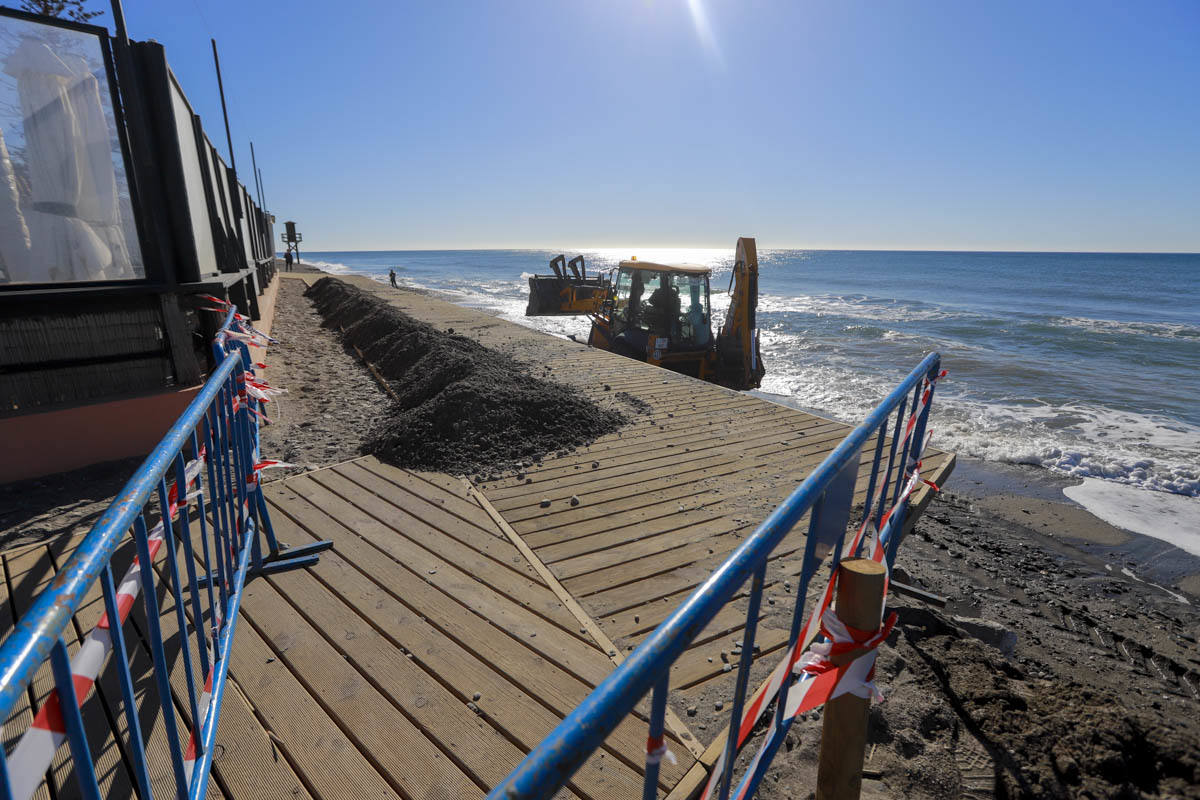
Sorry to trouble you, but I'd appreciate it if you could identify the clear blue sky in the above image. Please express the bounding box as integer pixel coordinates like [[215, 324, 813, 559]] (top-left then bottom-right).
[[119, 0, 1199, 252]]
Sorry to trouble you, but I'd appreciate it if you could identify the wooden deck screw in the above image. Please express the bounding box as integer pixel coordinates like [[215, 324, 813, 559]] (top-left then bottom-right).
[[816, 557, 888, 800]]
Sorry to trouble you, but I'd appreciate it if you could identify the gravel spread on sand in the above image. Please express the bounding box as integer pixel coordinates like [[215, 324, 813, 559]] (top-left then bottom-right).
[[305, 277, 625, 475]]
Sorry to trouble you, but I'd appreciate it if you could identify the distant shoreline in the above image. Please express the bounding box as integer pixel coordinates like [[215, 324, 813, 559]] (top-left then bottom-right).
[[288, 248, 1200, 256]]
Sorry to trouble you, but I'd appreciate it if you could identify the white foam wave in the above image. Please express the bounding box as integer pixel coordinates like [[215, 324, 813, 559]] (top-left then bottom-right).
[[1064, 479, 1200, 563], [934, 399, 1200, 497], [1052, 316, 1200, 340], [759, 349, 1200, 499], [300, 259, 354, 275], [756, 293, 962, 323]]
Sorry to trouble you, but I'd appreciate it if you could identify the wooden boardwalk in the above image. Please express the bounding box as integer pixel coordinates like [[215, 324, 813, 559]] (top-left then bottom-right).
[[2, 274, 953, 799]]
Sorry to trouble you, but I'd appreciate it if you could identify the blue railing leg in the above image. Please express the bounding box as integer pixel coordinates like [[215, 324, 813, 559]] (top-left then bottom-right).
[[251, 490, 332, 573], [773, 498, 824, 729], [854, 419, 889, 558], [0, 743, 13, 800], [49, 638, 102, 800], [99, 564, 154, 800], [876, 396, 906, 532], [174, 452, 210, 682], [157, 477, 203, 747], [717, 561, 768, 800], [133, 516, 191, 799], [641, 674, 670, 800]]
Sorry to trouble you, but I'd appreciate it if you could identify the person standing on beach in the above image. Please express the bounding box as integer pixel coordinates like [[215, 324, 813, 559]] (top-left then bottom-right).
[[284, 251, 293, 271], [389, 268, 398, 288]]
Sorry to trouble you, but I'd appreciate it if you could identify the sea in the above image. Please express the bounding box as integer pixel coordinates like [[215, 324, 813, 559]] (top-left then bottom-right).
[[297, 249, 1200, 554]]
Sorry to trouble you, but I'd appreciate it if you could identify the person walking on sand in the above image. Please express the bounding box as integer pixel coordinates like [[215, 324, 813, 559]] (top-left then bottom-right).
[[284, 251, 293, 271], [389, 268, 398, 288]]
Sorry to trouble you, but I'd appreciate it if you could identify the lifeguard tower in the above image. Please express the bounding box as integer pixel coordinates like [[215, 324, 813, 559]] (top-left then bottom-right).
[[282, 220, 302, 265]]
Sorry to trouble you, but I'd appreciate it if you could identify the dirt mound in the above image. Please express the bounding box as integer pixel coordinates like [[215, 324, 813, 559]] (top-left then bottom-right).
[[305, 278, 625, 474], [890, 606, 1199, 799]]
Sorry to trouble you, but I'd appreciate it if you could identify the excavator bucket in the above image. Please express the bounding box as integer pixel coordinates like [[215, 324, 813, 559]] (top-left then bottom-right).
[[526, 255, 611, 316]]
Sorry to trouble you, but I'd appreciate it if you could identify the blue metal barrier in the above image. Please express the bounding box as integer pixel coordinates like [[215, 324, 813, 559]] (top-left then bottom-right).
[[0, 305, 329, 800], [490, 352, 944, 800]]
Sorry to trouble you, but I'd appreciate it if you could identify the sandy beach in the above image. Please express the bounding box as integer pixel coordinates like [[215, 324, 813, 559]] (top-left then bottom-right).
[[2, 270, 1196, 798]]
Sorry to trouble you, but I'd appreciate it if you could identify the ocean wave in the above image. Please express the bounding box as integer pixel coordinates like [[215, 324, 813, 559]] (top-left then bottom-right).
[[1050, 316, 1200, 340], [302, 253, 1199, 504], [759, 357, 1200, 498], [300, 259, 354, 275], [757, 293, 966, 323]]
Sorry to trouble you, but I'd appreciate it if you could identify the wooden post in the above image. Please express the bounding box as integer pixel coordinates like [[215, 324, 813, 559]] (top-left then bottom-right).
[[815, 558, 888, 800]]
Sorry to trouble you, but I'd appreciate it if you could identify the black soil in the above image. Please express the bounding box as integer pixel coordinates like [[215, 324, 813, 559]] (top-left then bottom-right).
[[305, 277, 626, 475]]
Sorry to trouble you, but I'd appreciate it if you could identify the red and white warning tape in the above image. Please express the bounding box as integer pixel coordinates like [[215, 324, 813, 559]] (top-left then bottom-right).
[[644, 734, 677, 768], [182, 634, 219, 786]]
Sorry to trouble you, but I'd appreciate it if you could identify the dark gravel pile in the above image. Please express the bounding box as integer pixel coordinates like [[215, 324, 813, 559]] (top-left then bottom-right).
[[305, 277, 626, 474]]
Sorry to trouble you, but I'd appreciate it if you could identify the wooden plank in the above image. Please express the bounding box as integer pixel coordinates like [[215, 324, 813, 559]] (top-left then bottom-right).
[[267, 480, 607, 677], [470, 487, 705, 761], [178, 567, 403, 799], [354, 459, 502, 533], [492, 412, 839, 492], [490, 418, 840, 505], [528, 505, 726, 554], [509, 431, 918, 536], [499, 422, 878, 513], [564, 529, 749, 599], [262, 494, 690, 789], [499, 423, 867, 521], [667, 627, 791, 691], [262, 503, 671, 796], [252, 567, 557, 795], [553, 518, 748, 581], [297, 469, 581, 636], [234, 579, 485, 799], [329, 462, 551, 590]]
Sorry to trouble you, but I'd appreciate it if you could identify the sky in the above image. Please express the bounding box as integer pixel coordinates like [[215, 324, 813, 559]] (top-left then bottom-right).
[[116, 0, 1200, 252]]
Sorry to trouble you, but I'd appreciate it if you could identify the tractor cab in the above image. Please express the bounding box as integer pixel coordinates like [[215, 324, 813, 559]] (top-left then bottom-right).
[[524, 237, 762, 390], [603, 261, 712, 360]]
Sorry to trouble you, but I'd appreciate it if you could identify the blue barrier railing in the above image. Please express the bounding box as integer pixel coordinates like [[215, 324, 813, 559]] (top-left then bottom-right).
[[490, 352, 944, 800], [0, 305, 329, 800]]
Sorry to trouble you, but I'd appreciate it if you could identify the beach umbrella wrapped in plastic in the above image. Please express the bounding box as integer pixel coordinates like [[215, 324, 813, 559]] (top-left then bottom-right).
[[0, 126, 31, 283], [65, 53, 135, 279], [3, 36, 111, 283]]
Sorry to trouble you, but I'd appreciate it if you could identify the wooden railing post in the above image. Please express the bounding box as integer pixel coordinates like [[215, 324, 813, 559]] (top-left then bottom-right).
[[815, 558, 887, 800]]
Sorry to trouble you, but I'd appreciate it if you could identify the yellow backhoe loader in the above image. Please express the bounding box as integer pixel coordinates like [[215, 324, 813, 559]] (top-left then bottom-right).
[[525, 238, 765, 390]]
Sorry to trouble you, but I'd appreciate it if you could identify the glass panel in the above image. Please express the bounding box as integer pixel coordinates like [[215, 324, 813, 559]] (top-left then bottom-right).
[[673, 273, 711, 347], [168, 80, 217, 276], [238, 186, 253, 266], [0, 15, 143, 284], [205, 143, 227, 230], [612, 267, 633, 322]]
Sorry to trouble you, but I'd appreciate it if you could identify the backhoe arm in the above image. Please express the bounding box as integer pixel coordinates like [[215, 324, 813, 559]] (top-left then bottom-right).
[[715, 237, 765, 389]]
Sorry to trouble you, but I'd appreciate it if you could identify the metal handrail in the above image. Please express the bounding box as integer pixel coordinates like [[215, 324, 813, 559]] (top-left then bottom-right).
[[0, 303, 330, 800], [490, 351, 943, 800], [0, 349, 241, 723]]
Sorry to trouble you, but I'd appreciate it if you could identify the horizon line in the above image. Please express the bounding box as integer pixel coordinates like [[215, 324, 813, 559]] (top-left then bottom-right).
[[291, 245, 1200, 256]]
